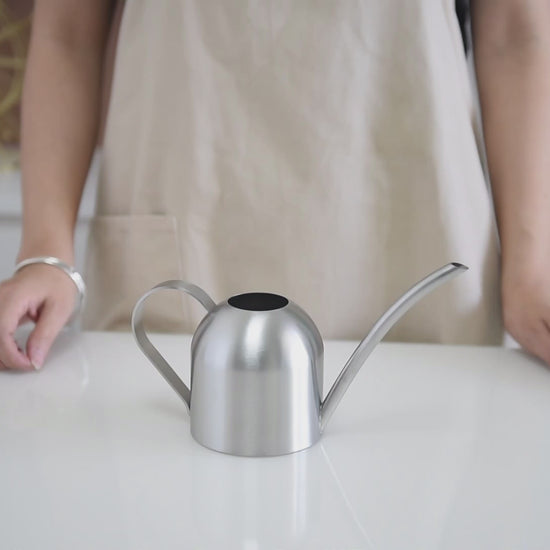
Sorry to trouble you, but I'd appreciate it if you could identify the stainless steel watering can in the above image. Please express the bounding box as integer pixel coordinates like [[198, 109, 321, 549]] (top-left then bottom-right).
[[131, 262, 467, 456]]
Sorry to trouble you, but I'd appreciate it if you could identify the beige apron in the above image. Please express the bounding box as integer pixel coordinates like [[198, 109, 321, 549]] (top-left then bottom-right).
[[83, 0, 502, 344]]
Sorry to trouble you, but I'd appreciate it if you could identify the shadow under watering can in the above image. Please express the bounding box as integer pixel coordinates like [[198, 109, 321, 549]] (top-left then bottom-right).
[[132, 263, 467, 456]]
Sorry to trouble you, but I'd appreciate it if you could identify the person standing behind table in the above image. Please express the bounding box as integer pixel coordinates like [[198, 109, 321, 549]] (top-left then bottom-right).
[[0, 0, 550, 371]]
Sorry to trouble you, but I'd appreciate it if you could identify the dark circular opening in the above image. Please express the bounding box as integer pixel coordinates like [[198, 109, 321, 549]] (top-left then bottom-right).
[[228, 292, 289, 311]]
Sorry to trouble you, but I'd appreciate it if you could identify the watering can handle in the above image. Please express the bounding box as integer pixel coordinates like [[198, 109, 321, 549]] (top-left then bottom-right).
[[131, 280, 216, 413]]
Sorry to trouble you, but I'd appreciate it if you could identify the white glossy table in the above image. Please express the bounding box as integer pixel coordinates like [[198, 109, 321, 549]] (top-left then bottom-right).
[[1, 331, 550, 550]]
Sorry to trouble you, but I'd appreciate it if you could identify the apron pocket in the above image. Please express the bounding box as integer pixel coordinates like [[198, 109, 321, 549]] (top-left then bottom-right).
[[82, 214, 184, 332]]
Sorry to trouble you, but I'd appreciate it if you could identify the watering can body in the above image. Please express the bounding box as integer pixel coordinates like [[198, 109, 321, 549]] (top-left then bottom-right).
[[191, 297, 324, 455]]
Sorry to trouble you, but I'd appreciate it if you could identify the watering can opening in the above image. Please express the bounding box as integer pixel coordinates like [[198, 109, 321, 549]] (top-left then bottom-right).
[[228, 292, 289, 311]]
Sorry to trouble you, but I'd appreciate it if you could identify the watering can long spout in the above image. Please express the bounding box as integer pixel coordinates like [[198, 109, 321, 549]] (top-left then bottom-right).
[[319, 262, 468, 432]]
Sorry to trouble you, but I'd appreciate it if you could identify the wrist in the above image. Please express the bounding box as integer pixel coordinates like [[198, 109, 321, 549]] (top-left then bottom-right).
[[17, 241, 75, 266], [500, 226, 550, 271], [501, 248, 549, 295], [19, 214, 76, 264]]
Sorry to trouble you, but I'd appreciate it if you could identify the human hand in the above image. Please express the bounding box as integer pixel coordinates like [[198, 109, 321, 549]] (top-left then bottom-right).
[[0, 265, 76, 371], [501, 263, 550, 366]]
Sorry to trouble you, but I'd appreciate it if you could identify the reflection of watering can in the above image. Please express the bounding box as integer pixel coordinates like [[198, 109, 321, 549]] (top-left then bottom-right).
[[132, 263, 467, 456], [188, 444, 372, 549]]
